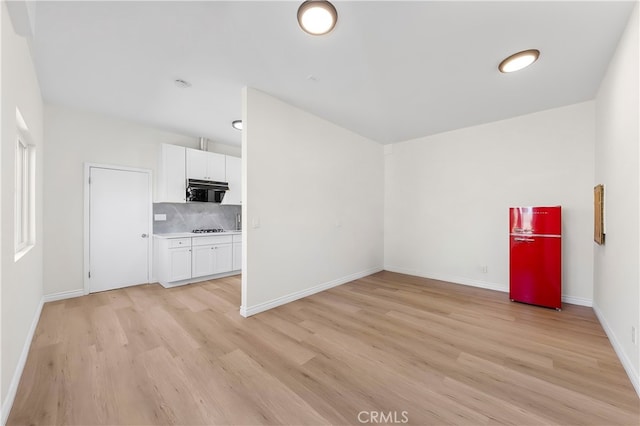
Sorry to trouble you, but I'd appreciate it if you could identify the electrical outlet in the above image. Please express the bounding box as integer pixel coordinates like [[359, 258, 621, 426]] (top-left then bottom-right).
[[632, 326, 637, 345]]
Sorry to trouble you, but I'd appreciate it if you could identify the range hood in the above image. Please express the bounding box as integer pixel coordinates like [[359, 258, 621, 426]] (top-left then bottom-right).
[[187, 178, 229, 191]]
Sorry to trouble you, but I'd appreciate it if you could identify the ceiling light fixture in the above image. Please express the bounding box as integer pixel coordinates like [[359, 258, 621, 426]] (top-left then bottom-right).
[[232, 120, 243, 131], [498, 49, 540, 73], [297, 0, 338, 36]]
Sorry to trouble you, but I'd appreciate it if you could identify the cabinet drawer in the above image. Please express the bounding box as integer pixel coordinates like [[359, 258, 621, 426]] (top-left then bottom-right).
[[168, 238, 192, 248], [232, 234, 242, 243], [192, 235, 233, 246]]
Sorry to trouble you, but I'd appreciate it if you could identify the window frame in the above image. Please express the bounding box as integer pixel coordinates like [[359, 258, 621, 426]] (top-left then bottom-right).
[[15, 130, 35, 260]]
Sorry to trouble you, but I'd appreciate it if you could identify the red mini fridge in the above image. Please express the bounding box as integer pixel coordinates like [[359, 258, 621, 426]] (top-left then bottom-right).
[[509, 206, 562, 310]]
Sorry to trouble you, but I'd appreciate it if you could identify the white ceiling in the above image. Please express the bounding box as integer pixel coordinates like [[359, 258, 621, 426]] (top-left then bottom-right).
[[29, 1, 636, 146]]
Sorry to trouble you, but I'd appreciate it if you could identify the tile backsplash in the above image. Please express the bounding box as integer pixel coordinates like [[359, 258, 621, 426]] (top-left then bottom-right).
[[153, 203, 241, 233]]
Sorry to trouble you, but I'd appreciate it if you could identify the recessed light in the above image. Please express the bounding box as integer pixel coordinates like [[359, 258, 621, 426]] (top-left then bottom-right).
[[297, 1, 338, 36], [232, 120, 243, 131], [499, 49, 540, 73], [174, 79, 192, 88]]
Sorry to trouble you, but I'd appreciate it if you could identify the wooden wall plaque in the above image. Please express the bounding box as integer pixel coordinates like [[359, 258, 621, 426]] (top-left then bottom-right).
[[594, 184, 605, 245]]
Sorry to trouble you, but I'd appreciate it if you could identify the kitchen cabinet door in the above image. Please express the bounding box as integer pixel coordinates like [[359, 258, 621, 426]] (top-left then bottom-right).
[[192, 244, 216, 278], [186, 148, 209, 180], [168, 247, 192, 281], [213, 244, 233, 274], [221, 155, 241, 205], [232, 242, 242, 271], [156, 144, 186, 202], [186, 149, 226, 181], [207, 152, 226, 181]]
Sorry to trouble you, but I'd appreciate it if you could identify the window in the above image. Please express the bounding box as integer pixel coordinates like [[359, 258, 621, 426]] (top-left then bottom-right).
[[15, 109, 36, 260]]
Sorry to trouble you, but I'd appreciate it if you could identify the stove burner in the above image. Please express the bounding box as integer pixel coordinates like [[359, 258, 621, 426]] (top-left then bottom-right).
[[192, 228, 225, 233]]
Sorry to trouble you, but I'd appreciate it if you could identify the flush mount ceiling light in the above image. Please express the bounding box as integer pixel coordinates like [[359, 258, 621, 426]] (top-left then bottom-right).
[[231, 120, 243, 130], [499, 49, 540, 73], [297, 0, 338, 36]]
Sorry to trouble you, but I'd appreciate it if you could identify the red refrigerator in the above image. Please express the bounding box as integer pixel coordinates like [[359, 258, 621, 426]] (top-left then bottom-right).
[[509, 206, 562, 310]]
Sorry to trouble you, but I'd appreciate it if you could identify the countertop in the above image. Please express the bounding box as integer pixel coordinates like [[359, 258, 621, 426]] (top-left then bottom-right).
[[154, 231, 242, 239]]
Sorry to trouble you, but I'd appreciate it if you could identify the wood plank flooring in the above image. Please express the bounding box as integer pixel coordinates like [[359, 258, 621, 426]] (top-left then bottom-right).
[[8, 271, 639, 425]]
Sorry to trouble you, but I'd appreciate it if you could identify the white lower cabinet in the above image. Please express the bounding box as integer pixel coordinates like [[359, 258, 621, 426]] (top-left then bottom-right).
[[192, 235, 233, 278], [232, 234, 242, 271], [214, 244, 233, 274], [167, 246, 192, 281], [213, 244, 233, 274], [156, 237, 192, 282], [192, 245, 216, 277], [156, 234, 241, 287]]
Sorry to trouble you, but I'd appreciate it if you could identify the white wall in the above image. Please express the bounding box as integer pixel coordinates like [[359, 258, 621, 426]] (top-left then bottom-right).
[[593, 3, 639, 395], [43, 104, 237, 296], [1, 1, 44, 419], [385, 102, 595, 305], [242, 88, 384, 315]]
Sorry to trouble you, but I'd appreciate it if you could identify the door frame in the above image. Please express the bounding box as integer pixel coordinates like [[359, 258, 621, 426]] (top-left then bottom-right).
[[83, 163, 153, 295]]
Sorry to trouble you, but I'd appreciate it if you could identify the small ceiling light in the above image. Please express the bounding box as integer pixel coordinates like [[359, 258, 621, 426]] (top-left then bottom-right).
[[499, 49, 540, 73], [232, 120, 243, 131], [297, 0, 338, 36], [174, 79, 192, 88]]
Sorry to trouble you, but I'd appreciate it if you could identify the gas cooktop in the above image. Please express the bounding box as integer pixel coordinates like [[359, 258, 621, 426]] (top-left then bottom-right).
[[192, 228, 225, 233]]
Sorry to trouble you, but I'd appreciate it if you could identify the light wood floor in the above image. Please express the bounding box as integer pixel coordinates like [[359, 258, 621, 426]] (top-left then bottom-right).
[[8, 271, 639, 425]]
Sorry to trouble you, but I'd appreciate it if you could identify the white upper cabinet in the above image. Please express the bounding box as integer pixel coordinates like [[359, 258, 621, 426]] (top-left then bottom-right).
[[156, 144, 238, 204], [156, 143, 186, 203], [186, 148, 225, 181], [221, 155, 241, 205]]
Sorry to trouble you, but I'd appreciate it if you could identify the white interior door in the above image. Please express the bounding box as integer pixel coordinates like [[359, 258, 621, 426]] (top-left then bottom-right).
[[88, 166, 150, 293]]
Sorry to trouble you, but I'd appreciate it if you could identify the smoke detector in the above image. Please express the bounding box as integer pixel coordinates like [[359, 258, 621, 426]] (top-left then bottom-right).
[[174, 79, 192, 88]]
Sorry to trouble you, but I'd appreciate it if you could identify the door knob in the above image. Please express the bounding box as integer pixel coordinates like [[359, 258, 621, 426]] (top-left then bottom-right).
[[141, 233, 148, 238]]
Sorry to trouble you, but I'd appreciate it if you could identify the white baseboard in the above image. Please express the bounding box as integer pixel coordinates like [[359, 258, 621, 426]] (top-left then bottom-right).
[[384, 266, 594, 307], [561, 295, 593, 307], [1, 297, 44, 426], [384, 265, 508, 293], [43, 289, 85, 302], [240, 267, 383, 317], [593, 304, 640, 398], [381, 265, 421, 281], [159, 270, 240, 288]]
